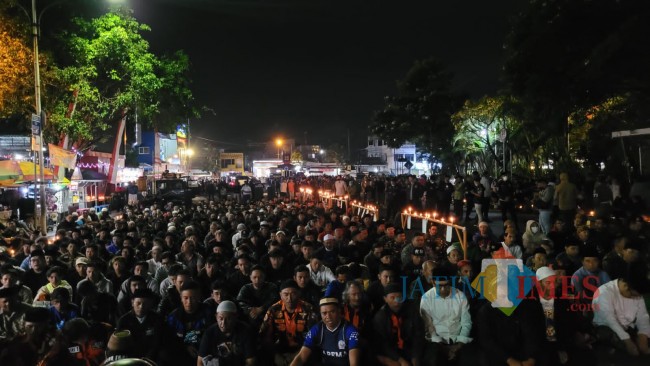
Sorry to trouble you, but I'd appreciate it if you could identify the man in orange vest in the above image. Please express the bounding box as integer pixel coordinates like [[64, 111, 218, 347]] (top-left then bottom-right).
[[260, 280, 318, 365]]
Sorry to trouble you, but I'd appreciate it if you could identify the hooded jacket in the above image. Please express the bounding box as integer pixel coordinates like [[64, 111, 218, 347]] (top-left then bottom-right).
[[522, 220, 548, 255]]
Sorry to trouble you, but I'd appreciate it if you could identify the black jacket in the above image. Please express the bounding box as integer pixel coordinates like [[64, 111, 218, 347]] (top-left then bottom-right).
[[116, 310, 167, 360], [477, 299, 545, 366], [298, 282, 321, 307], [529, 289, 589, 351], [370, 301, 424, 362]]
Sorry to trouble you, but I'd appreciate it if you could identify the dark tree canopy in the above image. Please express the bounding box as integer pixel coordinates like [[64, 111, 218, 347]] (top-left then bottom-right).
[[504, 0, 650, 155], [0, 4, 198, 150], [370, 58, 464, 169]]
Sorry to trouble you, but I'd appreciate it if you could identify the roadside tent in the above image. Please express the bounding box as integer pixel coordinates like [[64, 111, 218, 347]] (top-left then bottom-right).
[[0, 160, 23, 184]]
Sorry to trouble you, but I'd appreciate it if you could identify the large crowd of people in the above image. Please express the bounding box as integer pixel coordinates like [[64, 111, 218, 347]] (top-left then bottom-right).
[[0, 171, 649, 366]]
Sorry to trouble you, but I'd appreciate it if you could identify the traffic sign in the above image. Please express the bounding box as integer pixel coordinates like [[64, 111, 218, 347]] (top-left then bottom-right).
[[404, 161, 414, 170], [31, 114, 41, 136]]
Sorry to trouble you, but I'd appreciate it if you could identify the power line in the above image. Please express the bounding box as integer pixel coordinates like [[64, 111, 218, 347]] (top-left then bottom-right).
[[193, 136, 246, 146]]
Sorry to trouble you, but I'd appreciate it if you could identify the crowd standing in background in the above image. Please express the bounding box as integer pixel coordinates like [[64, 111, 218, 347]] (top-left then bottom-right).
[[0, 171, 649, 366]]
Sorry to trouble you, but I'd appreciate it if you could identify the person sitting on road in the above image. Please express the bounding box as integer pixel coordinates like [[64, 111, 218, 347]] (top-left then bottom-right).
[[198, 300, 256, 366], [290, 297, 361, 366], [593, 274, 650, 357]]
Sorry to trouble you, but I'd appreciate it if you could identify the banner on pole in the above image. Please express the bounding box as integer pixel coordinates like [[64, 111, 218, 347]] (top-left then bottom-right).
[[31, 114, 41, 136], [31, 136, 42, 152], [48, 144, 77, 169]]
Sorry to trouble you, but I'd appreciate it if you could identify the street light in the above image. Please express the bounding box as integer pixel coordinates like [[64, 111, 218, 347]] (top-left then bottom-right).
[[275, 138, 283, 159]]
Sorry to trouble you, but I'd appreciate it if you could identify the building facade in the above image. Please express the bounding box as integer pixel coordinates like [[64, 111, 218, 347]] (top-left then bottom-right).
[[218, 152, 245, 176], [364, 136, 430, 175]]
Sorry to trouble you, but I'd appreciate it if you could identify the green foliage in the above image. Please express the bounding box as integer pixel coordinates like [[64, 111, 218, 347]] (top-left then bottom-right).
[[0, 7, 60, 123], [290, 150, 303, 162], [371, 58, 464, 170], [323, 143, 346, 164], [196, 147, 218, 173], [567, 95, 636, 170], [453, 96, 507, 152], [46, 10, 196, 148], [503, 0, 650, 167], [452, 96, 513, 174], [0, 12, 32, 117]]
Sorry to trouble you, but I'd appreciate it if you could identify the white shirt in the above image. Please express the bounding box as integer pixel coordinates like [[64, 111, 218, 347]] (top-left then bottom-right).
[[241, 185, 252, 195], [307, 263, 336, 288], [334, 180, 347, 196], [593, 280, 650, 340], [232, 231, 244, 249], [539, 297, 556, 342], [419, 287, 472, 344], [146, 258, 162, 277], [539, 297, 554, 312], [480, 176, 492, 197]]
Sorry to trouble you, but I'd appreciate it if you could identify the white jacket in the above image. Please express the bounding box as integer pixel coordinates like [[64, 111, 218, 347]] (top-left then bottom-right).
[[307, 263, 335, 288], [420, 287, 472, 344], [593, 280, 650, 340]]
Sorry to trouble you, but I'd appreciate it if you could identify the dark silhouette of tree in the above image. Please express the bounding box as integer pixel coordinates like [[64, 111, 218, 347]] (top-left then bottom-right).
[[370, 58, 464, 170], [504, 0, 650, 169]]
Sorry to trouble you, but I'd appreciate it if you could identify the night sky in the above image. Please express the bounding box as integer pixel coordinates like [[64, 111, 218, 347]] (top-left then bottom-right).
[[127, 0, 526, 150]]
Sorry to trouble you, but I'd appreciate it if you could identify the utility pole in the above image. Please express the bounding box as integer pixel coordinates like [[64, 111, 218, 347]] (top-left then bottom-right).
[[31, 0, 47, 234]]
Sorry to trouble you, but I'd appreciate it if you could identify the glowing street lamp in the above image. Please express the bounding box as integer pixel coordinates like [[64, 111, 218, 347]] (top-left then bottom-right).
[[275, 138, 283, 159]]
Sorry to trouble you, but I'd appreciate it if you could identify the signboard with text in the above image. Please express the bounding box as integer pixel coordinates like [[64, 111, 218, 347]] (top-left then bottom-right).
[[31, 114, 41, 136]]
